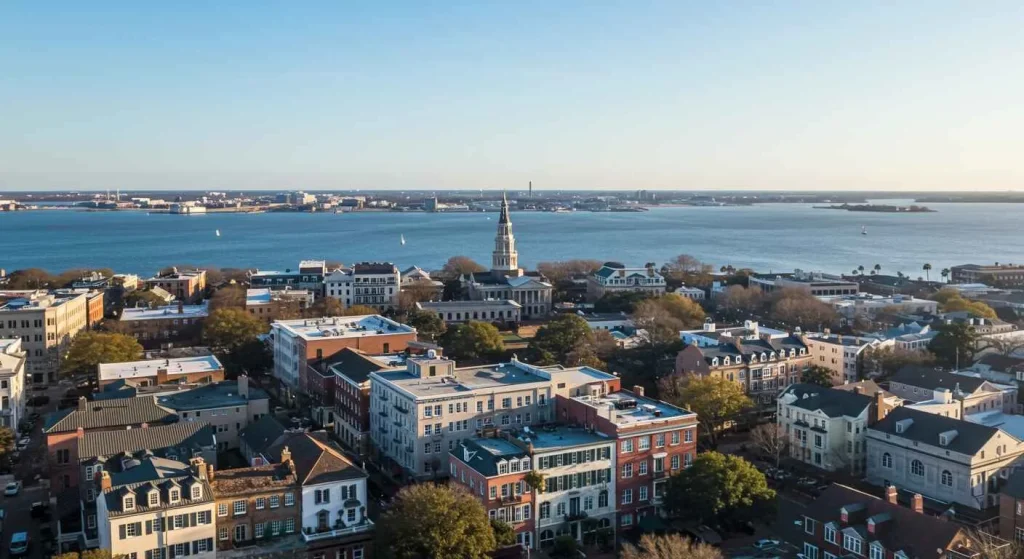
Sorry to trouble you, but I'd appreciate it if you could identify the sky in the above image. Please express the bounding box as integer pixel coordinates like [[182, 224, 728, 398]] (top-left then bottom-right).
[[1, 1, 1023, 192]]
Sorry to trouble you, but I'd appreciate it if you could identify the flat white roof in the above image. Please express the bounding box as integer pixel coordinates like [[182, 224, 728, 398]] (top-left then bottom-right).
[[272, 315, 414, 340], [246, 288, 273, 305], [98, 355, 223, 382], [572, 391, 695, 426], [120, 303, 209, 321]]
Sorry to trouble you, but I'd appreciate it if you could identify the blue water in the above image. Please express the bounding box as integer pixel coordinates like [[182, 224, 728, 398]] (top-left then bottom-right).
[[2, 203, 1022, 277]]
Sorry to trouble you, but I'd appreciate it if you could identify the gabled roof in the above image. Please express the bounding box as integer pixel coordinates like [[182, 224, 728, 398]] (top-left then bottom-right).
[[239, 414, 287, 456], [78, 422, 215, 461], [44, 397, 178, 434], [265, 432, 366, 486], [156, 380, 269, 411], [450, 438, 529, 477], [210, 462, 297, 497], [870, 406, 1002, 455], [103, 457, 213, 517], [975, 353, 1024, 373], [780, 384, 873, 418], [328, 347, 396, 384], [804, 484, 964, 559], [890, 366, 988, 395]]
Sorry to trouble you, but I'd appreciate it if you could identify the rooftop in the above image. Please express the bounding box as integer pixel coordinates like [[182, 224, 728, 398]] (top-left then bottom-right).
[[417, 299, 521, 309], [98, 355, 223, 382], [0, 290, 85, 312], [265, 431, 367, 486], [965, 410, 1024, 441], [119, 303, 209, 322], [45, 396, 178, 433], [870, 406, 1001, 455], [373, 358, 616, 399], [570, 390, 695, 427], [327, 348, 399, 385], [779, 384, 874, 418], [451, 438, 529, 477], [519, 425, 611, 451], [211, 462, 296, 497], [272, 315, 414, 340], [890, 366, 988, 395], [156, 379, 268, 411], [78, 422, 215, 461]]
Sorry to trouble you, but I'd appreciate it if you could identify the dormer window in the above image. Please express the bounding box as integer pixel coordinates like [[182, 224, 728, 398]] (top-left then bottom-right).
[[169, 488, 180, 503], [148, 492, 159, 507], [750, 354, 757, 363], [723, 357, 730, 366], [770, 353, 776, 360], [712, 358, 719, 366], [800, 349, 806, 355], [124, 496, 135, 511], [761, 353, 767, 361], [870, 542, 885, 559], [191, 485, 202, 499]]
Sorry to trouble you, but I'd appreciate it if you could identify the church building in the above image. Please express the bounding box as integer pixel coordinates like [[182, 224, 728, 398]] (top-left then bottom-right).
[[462, 194, 553, 319]]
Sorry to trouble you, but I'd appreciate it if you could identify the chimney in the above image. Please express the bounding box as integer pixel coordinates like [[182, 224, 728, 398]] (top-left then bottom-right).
[[238, 375, 249, 399], [141, 423, 149, 429], [77, 426, 85, 439], [100, 471, 112, 491], [633, 385, 645, 397], [78, 396, 88, 411], [885, 485, 898, 505], [177, 301, 184, 314], [280, 446, 291, 465], [911, 493, 924, 514], [190, 457, 207, 479], [206, 464, 215, 482], [853, 385, 863, 395], [873, 391, 887, 424]]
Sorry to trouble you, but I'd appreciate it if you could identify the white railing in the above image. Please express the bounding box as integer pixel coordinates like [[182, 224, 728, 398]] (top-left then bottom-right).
[[302, 519, 374, 542]]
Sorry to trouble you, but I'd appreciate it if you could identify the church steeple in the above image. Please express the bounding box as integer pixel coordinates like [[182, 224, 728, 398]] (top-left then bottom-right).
[[492, 192, 521, 276]]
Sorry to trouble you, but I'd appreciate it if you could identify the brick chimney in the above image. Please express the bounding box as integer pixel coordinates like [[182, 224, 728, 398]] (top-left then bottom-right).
[[141, 423, 149, 429], [911, 493, 924, 513], [206, 464, 215, 482], [873, 391, 888, 424], [280, 446, 291, 465], [190, 457, 207, 479], [633, 385, 645, 397], [885, 485, 898, 504], [77, 427, 85, 439], [100, 471, 112, 491], [238, 375, 249, 399]]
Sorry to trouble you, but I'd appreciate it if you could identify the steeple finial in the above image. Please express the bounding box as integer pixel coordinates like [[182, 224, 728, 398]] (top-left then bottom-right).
[[499, 191, 510, 224]]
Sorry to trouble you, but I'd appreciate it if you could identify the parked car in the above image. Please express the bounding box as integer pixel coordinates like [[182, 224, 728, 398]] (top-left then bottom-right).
[[9, 532, 28, 556], [754, 539, 781, 550], [3, 482, 21, 497], [30, 502, 50, 520]]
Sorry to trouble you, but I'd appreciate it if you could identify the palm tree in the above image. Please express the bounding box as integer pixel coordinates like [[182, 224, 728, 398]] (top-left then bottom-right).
[[923, 263, 933, 282], [873, 264, 881, 275], [941, 268, 951, 283], [852, 269, 859, 276], [857, 265, 865, 275]]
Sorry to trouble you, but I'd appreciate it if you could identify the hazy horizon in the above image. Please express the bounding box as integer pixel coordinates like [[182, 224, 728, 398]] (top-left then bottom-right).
[[2, 2, 1023, 192]]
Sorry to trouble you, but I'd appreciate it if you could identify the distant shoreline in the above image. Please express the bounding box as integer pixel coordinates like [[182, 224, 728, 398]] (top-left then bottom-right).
[[813, 203, 936, 213]]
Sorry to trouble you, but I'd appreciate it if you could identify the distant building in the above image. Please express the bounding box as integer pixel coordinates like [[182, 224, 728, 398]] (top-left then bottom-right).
[[416, 300, 522, 325], [156, 377, 270, 450], [324, 262, 401, 311], [888, 366, 1018, 416], [117, 302, 209, 349], [0, 338, 27, 429], [0, 289, 93, 384], [462, 194, 553, 319], [750, 270, 859, 297], [803, 333, 891, 385], [169, 201, 208, 214], [822, 293, 938, 319], [96, 457, 217, 559], [680, 320, 789, 348], [673, 285, 705, 300], [951, 263, 1024, 286], [401, 266, 444, 299], [577, 312, 633, 331], [586, 262, 666, 301], [778, 383, 892, 473], [245, 288, 313, 323], [248, 260, 327, 294], [98, 355, 224, 389], [369, 355, 620, 481], [209, 457, 301, 554], [144, 268, 207, 303], [969, 354, 1024, 384], [325, 349, 402, 457]]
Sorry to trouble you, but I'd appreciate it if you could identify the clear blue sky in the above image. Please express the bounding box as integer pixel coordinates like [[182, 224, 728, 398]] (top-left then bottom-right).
[[1, 1, 1022, 191]]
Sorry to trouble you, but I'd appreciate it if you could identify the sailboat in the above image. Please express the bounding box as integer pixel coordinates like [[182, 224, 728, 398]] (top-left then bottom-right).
[[400, 234, 406, 246], [215, 229, 221, 237], [861, 226, 867, 235]]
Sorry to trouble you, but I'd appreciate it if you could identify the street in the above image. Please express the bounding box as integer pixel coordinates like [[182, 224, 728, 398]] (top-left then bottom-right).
[[0, 483, 49, 559]]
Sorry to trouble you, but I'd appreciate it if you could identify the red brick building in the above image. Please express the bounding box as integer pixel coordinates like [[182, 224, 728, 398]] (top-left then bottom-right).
[[555, 387, 698, 530], [801, 484, 982, 559], [449, 437, 535, 549]]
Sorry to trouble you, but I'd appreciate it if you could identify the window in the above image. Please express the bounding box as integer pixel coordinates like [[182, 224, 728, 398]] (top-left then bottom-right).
[[198, 511, 210, 525], [655, 433, 665, 448], [173, 515, 185, 529], [870, 544, 884, 559], [824, 524, 837, 544], [169, 488, 180, 502], [638, 461, 648, 476], [283, 493, 293, 506], [639, 485, 649, 501], [684, 429, 693, 443], [622, 489, 633, 505], [124, 497, 135, 511], [233, 499, 247, 515], [622, 513, 633, 526], [844, 535, 862, 555], [125, 523, 139, 537], [804, 517, 816, 535], [540, 502, 550, 519], [882, 453, 892, 468], [621, 440, 634, 453], [1016, 527, 1024, 544], [315, 488, 331, 504], [219, 528, 229, 541], [638, 436, 650, 451], [622, 463, 633, 478], [256, 497, 266, 509], [803, 543, 819, 559], [910, 459, 924, 477], [941, 470, 953, 487], [671, 431, 680, 445], [191, 485, 201, 499], [235, 524, 248, 541], [285, 518, 295, 533], [149, 492, 159, 506], [671, 455, 680, 470], [218, 503, 228, 517]]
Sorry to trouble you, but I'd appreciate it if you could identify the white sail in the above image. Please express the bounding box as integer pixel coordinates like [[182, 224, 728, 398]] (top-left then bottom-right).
[[215, 229, 221, 237], [400, 234, 406, 246]]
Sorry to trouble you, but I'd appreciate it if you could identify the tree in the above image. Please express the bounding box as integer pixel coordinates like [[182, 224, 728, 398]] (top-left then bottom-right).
[[862, 346, 935, 377], [664, 452, 775, 527], [524, 470, 545, 494], [550, 536, 580, 559], [208, 285, 247, 310], [203, 308, 268, 353], [931, 288, 997, 319], [662, 254, 714, 287], [529, 314, 594, 364], [857, 265, 865, 275], [123, 289, 169, 309], [490, 519, 516, 547], [658, 374, 752, 448], [631, 299, 685, 347], [398, 283, 438, 310], [304, 297, 345, 318], [621, 533, 724, 559], [406, 309, 447, 341], [801, 365, 834, 387], [0, 427, 14, 462], [60, 332, 143, 378], [376, 483, 496, 559], [941, 268, 951, 283], [441, 321, 504, 360], [714, 285, 764, 321], [593, 291, 652, 313], [929, 322, 981, 367], [343, 304, 380, 316], [655, 294, 707, 328], [220, 338, 274, 378], [536, 260, 603, 284], [923, 263, 933, 282], [873, 264, 882, 275], [3, 268, 59, 289], [750, 423, 790, 469], [768, 288, 837, 330], [439, 256, 486, 280]]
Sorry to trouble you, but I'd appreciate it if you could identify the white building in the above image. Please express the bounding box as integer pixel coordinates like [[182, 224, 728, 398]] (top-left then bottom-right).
[[97, 457, 217, 559], [821, 293, 938, 319], [804, 333, 892, 385], [0, 338, 26, 428], [416, 300, 522, 325], [673, 286, 705, 300], [325, 262, 401, 311], [680, 320, 788, 348], [778, 383, 889, 473], [586, 262, 667, 300], [368, 355, 619, 480]]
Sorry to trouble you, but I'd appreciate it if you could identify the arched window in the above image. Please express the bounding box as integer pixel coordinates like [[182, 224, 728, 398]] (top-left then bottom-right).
[[712, 358, 719, 366], [910, 459, 924, 477], [881, 453, 892, 468], [941, 470, 953, 487]]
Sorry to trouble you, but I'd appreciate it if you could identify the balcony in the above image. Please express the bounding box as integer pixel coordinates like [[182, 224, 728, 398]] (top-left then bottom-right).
[[302, 519, 374, 543], [393, 404, 409, 414], [563, 511, 588, 522], [500, 494, 525, 505], [652, 470, 667, 480], [378, 409, 388, 418]]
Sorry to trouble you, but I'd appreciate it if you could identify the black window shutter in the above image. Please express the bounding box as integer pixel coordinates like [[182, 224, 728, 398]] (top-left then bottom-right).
[[169, 545, 176, 559], [136, 522, 143, 536], [206, 538, 213, 550], [146, 520, 152, 534], [167, 516, 174, 531], [146, 550, 153, 559], [119, 524, 126, 540], [192, 541, 198, 555], [160, 518, 166, 531], [190, 512, 197, 527], [184, 542, 191, 556]]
